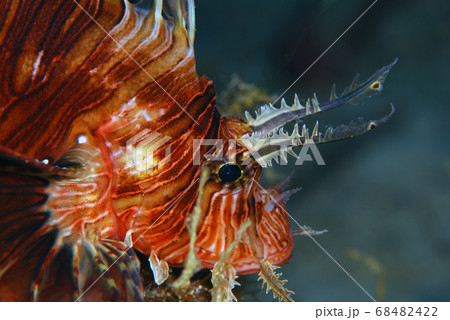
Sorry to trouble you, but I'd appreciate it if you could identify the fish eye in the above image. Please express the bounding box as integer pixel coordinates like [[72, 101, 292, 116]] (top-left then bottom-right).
[[217, 163, 243, 183]]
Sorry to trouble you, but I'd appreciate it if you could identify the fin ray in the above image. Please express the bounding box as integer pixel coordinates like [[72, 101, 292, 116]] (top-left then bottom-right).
[[0, 148, 143, 301]]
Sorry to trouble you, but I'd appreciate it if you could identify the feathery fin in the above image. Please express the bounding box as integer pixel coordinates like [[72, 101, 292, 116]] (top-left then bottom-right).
[[211, 220, 251, 302], [171, 167, 209, 292], [258, 259, 294, 302]]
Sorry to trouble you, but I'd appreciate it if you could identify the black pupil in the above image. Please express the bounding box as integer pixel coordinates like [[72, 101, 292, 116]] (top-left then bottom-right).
[[218, 163, 242, 183]]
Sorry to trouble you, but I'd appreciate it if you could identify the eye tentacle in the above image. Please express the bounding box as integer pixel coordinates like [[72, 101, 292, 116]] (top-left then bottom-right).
[[245, 59, 398, 135], [239, 104, 395, 167]]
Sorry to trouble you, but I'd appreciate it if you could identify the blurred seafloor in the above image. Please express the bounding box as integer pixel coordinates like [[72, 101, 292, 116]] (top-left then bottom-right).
[[192, 0, 450, 301]]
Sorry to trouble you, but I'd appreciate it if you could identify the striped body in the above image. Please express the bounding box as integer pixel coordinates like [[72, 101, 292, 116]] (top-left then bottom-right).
[[0, 0, 293, 300]]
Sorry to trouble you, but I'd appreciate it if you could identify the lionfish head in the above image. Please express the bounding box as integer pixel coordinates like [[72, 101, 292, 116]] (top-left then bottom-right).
[[195, 59, 397, 273]]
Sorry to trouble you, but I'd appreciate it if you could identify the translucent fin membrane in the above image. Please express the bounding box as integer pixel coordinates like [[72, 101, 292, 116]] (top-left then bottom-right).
[[162, 0, 195, 44]]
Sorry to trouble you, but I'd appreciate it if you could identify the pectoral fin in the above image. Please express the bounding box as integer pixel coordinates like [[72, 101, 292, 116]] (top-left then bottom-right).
[[0, 147, 143, 301]]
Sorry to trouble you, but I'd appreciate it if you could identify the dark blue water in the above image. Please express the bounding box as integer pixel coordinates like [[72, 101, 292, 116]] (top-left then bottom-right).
[[195, 0, 450, 302]]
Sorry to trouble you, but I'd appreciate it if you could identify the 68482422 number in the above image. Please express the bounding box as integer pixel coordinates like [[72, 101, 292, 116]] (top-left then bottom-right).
[[375, 307, 438, 317]]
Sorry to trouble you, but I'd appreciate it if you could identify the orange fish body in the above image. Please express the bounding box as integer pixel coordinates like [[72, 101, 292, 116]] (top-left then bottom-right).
[[0, 0, 293, 301], [0, 0, 395, 301]]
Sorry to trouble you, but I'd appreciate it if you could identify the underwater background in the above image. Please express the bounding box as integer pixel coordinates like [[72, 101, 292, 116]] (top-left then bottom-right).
[[194, 0, 450, 301]]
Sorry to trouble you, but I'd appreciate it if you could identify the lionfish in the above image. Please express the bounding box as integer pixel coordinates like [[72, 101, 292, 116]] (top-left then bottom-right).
[[0, 0, 396, 301]]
